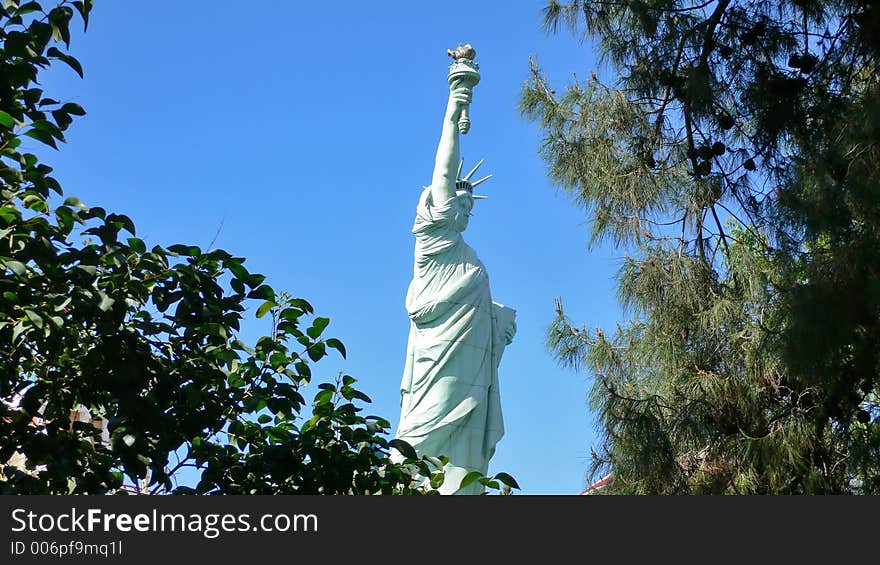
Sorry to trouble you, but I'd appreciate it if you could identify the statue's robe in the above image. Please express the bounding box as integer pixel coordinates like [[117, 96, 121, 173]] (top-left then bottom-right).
[[394, 188, 513, 494]]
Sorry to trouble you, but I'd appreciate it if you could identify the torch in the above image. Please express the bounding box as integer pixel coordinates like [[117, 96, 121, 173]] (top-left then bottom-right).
[[447, 43, 480, 134]]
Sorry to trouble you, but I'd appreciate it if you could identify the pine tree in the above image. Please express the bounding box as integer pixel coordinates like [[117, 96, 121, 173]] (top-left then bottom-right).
[[522, 0, 879, 493]]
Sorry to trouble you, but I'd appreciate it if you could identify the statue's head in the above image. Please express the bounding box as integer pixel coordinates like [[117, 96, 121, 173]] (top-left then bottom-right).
[[452, 159, 490, 232], [453, 189, 475, 231]]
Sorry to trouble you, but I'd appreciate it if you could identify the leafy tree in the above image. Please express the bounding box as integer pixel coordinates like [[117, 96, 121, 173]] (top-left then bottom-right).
[[522, 0, 879, 493], [0, 0, 519, 495]]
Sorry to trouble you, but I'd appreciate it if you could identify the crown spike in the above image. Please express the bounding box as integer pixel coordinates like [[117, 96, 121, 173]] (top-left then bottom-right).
[[463, 159, 484, 181], [470, 174, 493, 188], [457, 159, 464, 178]]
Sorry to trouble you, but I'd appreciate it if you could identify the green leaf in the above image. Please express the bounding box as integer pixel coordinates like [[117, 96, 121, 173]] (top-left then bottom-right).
[[423, 455, 443, 469], [314, 389, 333, 405], [230, 277, 244, 294], [294, 361, 311, 380], [429, 472, 445, 489], [11, 321, 25, 342], [110, 214, 135, 235], [244, 273, 266, 288], [247, 284, 275, 301], [64, 196, 86, 209], [32, 119, 65, 141], [47, 48, 83, 78], [306, 317, 330, 339], [52, 109, 72, 131], [76, 264, 97, 276], [350, 390, 371, 403], [389, 439, 418, 460], [268, 351, 287, 368], [167, 244, 200, 256], [127, 237, 146, 254], [278, 307, 303, 322], [22, 193, 47, 211], [493, 472, 520, 489], [257, 414, 272, 424], [20, 153, 37, 168], [23, 309, 43, 329], [44, 177, 62, 195], [61, 102, 86, 116], [72, 0, 91, 31], [306, 341, 326, 362], [3, 260, 27, 276], [85, 206, 105, 220], [256, 300, 276, 319], [0, 111, 15, 128], [48, 6, 73, 40], [289, 298, 313, 313], [23, 128, 58, 149], [203, 323, 228, 339], [326, 337, 346, 358], [459, 471, 484, 489]]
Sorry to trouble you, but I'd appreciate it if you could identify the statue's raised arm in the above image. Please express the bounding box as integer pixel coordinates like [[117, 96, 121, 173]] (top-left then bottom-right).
[[430, 44, 480, 205], [429, 80, 470, 204]]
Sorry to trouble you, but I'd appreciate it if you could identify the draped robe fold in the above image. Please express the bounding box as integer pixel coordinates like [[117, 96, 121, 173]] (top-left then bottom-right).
[[394, 188, 512, 494]]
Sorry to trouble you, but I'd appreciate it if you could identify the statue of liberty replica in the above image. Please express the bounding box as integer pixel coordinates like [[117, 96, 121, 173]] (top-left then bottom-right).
[[393, 44, 517, 494]]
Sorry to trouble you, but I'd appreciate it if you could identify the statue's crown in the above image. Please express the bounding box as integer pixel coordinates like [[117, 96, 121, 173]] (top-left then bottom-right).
[[456, 159, 492, 199]]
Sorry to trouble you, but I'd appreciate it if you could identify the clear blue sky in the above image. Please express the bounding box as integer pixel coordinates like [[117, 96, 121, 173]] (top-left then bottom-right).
[[39, 1, 626, 494]]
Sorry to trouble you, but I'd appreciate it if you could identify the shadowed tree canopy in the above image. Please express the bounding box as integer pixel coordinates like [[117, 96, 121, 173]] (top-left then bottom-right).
[[522, 0, 879, 493], [0, 0, 520, 496]]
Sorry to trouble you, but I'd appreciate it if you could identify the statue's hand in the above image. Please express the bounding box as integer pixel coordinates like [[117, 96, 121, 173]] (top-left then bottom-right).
[[446, 79, 472, 122]]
